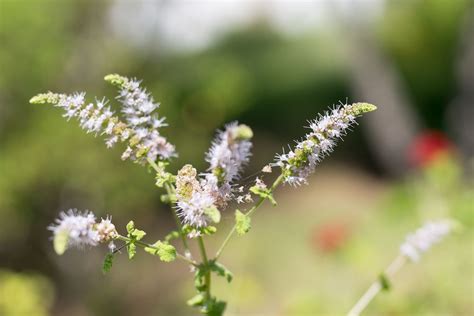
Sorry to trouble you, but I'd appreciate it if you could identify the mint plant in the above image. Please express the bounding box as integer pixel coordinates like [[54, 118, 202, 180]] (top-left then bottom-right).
[[31, 74, 377, 315]]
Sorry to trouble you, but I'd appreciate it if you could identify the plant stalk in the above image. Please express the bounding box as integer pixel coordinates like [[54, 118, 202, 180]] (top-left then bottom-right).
[[197, 236, 211, 301], [347, 255, 407, 316], [147, 158, 191, 256]]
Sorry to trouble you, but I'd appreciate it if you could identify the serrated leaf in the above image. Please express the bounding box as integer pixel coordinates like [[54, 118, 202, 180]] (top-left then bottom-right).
[[235, 210, 251, 236], [127, 243, 136, 259], [144, 241, 176, 262], [53, 230, 69, 255], [210, 261, 233, 283], [126, 221, 135, 233], [131, 229, 146, 240], [204, 206, 221, 224], [187, 293, 205, 307], [102, 253, 114, 274]]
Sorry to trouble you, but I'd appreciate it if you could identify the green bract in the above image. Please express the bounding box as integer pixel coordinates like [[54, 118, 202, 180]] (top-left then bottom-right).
[[235, 210, 251, 236]]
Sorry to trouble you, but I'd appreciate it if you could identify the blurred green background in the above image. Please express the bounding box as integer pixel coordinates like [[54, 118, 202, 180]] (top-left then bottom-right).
[[0, 0, 473, 315]]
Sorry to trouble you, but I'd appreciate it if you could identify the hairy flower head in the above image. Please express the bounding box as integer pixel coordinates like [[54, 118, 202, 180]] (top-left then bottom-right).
[[48, 209, 117, 255], [31, 74, 177, 165], [276, 102, 376, 185], [203, 122, 253, 208], [105, 74, 176, 162], [175, 165, 218, 229]]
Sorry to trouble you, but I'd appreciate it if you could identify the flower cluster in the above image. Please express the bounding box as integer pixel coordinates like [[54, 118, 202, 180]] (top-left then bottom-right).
[[400, 219, 453, 262], [203, 122, 253, 209], [276, 102, 377, 186], [33, 73, 381, 315], [48, 209, 117, 254], [174, 123, 252, 230], [175, 165, 217, 229], [107, 74, 176, 162], [30, 91, 120, 144], [30, 74, 176, 164]]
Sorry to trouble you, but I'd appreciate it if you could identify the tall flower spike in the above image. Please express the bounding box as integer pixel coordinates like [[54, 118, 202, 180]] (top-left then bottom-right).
[[203, 122, 253, 208], [31, 74, 177, 164], [400, 219, 454, 262], [105, 74, 176, 162], [276, 102, 376, 186], [30, 92, 138, 158], [30, 92, 117, 140]]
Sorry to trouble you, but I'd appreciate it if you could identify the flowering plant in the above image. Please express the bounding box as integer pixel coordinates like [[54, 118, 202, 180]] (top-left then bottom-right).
[[31, 74, 453, 315]]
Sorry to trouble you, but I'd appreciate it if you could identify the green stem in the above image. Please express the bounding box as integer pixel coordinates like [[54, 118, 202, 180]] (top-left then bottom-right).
[[347, 255, 407, 316], [147, 158, 191, 255], [116, 235, 197, 266], [215, 173, 285, 259], [164, 182, 191, 252], [197, 236, 211, 301]]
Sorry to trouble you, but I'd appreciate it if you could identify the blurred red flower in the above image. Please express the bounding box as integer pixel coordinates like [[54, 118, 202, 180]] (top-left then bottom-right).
[[408, 131, 454, 168], [311, 221, 349, 253]]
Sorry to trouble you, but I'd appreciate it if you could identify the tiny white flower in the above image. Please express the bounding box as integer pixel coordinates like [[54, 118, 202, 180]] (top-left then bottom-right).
[[262, 164, 272, 173], [96, 216, 118, 242], [121, 146, 133, 160]]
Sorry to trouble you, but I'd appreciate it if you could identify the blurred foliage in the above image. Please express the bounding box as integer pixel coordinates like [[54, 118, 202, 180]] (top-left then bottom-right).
[[0, 270, 54, 316], [379, 0, 470, 129]]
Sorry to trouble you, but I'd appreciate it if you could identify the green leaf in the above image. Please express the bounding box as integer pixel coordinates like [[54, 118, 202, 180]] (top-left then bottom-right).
[[164, 230, 180, 242], [53, 230, 69, 255], [144, 241, 176, 262], [104, 74, 128, 88], [182, 224, 194, 234], [187, 293, 205, 307], [249, 186, 277, 206], [102, 253, 114, 274], [235, 210, 251, 236], [350, 102, 377, 115], [233, 124, 253, 141], [160, 194, 171, 204], [204, 206, 221, 224], [194, 266, 207, 292], [206, 299, 227, 316], [209, 261, 233, 283], [379, 273, 391, 291], [131, 229, 146, 241], [127, 243, 136, 259], [267, 194, 277, 206], [202, 226, 217, 235], [126, 221, 135, 234]]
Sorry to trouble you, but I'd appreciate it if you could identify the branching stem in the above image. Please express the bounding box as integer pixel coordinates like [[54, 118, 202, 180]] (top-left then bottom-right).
[[116, 235, 198, 266], [197, 236, 211, 301], [214, 173, 285, 259]]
